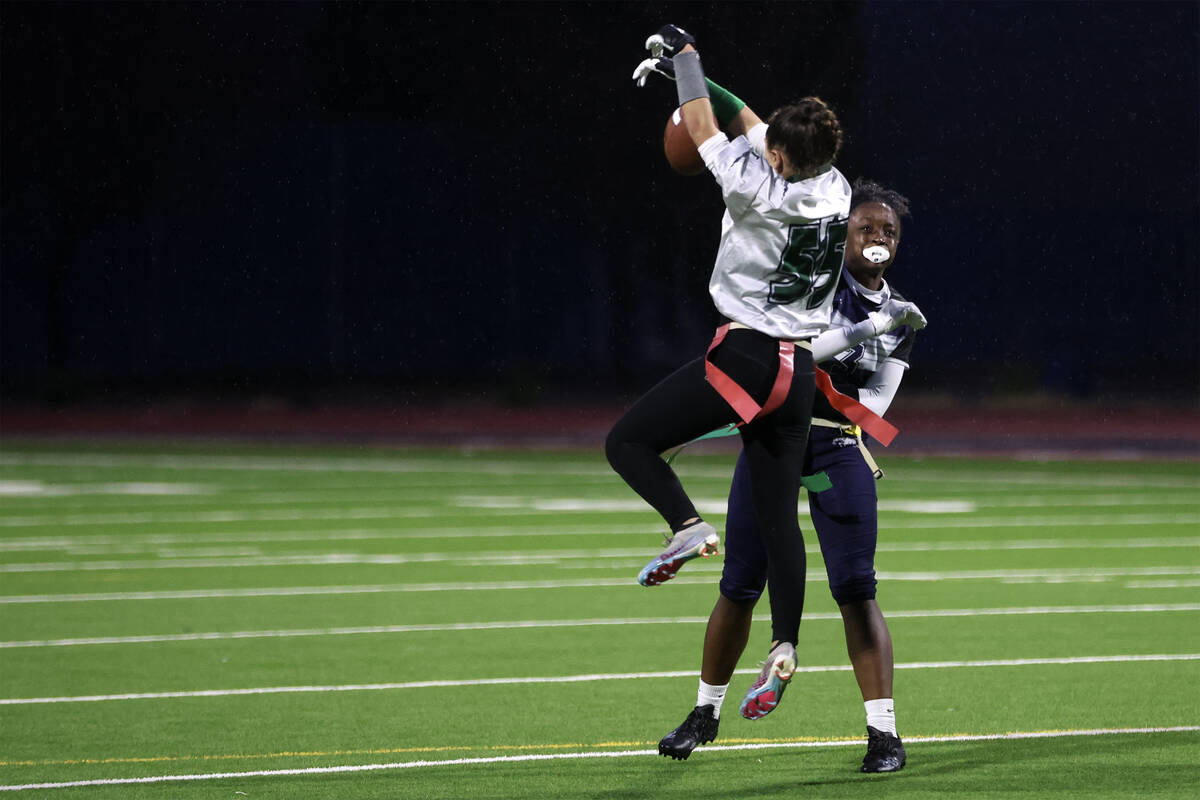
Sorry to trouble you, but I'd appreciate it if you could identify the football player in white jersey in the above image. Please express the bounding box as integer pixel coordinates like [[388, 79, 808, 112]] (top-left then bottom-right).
[[657, 180, 925, 773], [606, 25, 852, 679]]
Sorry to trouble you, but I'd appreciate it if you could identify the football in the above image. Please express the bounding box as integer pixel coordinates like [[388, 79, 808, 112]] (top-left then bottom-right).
[[663, 107, 711, 176]]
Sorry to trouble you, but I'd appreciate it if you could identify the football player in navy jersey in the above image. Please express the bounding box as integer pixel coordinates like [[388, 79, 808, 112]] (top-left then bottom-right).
[[657, 180, 925, 775]]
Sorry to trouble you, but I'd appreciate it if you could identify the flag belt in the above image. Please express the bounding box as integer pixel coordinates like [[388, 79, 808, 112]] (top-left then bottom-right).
[[810, 417, 885, 480], [705, 323, 899, 448]]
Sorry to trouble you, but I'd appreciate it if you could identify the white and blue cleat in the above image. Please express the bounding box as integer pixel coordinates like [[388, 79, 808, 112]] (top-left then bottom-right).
[[739, 641, 797, 720], [637, 521, 720, 586]]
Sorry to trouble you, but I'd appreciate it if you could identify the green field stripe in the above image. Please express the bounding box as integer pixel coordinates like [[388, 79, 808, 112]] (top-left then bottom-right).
[[1, 727, 1196, 791], [0, 578, 639, 603], [2, 509, 1197, 531], [3, 654, 1198, 706], [2, 570, 1198, 605], [4, 451, 1198, 488], [0, 452, 617, 478], [3, 562, 1200, 601], [2, 605, 1197, 649]]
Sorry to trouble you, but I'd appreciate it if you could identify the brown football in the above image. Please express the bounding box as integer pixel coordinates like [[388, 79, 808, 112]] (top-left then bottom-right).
[[663, 107, 713, 176]]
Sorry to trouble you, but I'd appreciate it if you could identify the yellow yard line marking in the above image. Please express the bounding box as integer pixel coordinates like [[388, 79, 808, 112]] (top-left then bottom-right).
[[0, 735, 876, 767], [2, 727, 1198, 791]]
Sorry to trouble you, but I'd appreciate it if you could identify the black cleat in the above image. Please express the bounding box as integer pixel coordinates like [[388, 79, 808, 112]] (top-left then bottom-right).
[[658, 705, 720, 760], [861, 725, 906, 773]]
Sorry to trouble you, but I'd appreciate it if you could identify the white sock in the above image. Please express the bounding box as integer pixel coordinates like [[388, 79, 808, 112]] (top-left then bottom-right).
[[865, 698, 897, 736], [698, 679, 729, 719]]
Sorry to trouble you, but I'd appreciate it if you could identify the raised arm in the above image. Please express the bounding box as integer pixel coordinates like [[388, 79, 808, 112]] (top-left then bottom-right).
[[672, 44, 720, 146], [633, 26, 763, 142], [726, 106, 765, 140]]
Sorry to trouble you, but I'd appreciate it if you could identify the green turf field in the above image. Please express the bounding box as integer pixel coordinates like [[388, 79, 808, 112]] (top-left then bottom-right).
[[0, 440, 1197, 797]]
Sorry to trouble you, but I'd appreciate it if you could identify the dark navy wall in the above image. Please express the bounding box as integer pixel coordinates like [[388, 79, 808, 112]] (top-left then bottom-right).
[[3, 1, 1196, 404]]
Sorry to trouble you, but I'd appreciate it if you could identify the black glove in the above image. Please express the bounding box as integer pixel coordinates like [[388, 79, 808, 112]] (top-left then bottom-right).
[[632, 56, 674, 87], [645, 24, 695, 57]]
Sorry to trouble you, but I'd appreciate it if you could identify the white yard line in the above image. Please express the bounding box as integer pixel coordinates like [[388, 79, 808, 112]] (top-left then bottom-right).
[[2, 604, 1197, 649], [1, 505, 1197, 528], [8, 490, 1194, 513], [878, 537, 1200, 552], [0, 726, 1195, 791], [1, 653, 1196, 706], [0, 549, 670, 572], [0, 481, 213, 497], [965, 494, 1200, 509], [1, 525, 1196, 555], [0, 507, 464, 528], [882, 513, 1200, 529], [885, 470, 1200, 490], [1127, 578, 1200, 589], [0, 524, 663, 551], [453, 495, 1200, 513]]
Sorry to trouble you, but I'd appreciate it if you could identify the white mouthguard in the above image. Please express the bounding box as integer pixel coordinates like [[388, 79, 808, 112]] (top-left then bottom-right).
[[863, 246, 890, 264]]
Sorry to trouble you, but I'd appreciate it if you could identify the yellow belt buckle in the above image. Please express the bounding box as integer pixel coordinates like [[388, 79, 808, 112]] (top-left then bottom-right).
[[846, 424, 862, 438]]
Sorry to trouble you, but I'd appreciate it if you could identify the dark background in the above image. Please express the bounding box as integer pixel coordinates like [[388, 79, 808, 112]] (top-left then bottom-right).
[[3, 1, 1198, 415]]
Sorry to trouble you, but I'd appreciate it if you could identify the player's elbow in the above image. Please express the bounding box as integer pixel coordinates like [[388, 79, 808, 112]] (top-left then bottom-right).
[[857, 388, 892, 419]]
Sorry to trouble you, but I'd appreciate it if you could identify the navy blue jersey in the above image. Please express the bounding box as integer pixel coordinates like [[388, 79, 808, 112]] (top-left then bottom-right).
[[812, 273, 917, 424]]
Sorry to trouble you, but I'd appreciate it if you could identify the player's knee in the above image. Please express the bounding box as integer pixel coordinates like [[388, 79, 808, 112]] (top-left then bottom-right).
[[830, 575, 877, 605], [720, 574, 766, 604], [603, 429, 620, 468], [603, 426, 633, 470]]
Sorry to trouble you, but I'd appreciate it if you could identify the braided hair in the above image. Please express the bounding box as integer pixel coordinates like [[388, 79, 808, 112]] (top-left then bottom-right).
[[765, 97, 843, 177]]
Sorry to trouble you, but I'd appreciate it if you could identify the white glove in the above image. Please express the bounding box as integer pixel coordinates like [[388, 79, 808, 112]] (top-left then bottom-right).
[[632, 56, 675, 87], [868, 299, 927, 335]]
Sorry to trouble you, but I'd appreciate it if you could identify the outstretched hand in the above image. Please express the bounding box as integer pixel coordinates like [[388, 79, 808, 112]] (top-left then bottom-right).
[[632, 56, 674, 87], [645, 24, 695, 58]]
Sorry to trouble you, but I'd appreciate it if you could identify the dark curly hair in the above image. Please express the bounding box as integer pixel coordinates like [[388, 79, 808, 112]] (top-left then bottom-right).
[[851, 178, 911, 219], [764, 97, 843, 176]]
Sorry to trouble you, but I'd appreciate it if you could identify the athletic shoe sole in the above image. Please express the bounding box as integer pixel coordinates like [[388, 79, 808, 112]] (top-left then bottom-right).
[[739, 646, 797, 720], [637, 524, 719, 586]]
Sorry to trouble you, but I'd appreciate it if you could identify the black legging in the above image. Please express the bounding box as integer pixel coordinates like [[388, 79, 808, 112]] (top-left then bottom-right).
[[605, 327, 815, 645]]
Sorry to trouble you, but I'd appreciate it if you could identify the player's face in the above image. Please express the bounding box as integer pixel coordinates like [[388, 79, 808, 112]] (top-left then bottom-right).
[[845, 202, 901, 275]]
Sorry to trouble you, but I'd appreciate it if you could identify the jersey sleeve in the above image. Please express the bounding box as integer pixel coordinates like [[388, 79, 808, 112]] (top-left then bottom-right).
[[858, 359, 908, 418], [746, 122, 768, 156], [699, 133, 771, 219]]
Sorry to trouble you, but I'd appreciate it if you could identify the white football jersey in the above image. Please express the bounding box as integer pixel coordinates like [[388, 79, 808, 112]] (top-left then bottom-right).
[[699, 130, 851, 340]]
